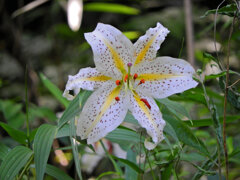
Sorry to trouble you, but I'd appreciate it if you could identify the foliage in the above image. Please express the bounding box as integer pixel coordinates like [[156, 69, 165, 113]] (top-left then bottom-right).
[[0, 1, 240, 180]]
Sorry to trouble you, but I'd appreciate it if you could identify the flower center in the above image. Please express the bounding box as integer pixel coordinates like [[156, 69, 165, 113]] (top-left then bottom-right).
[[114, 62, 145, 102]]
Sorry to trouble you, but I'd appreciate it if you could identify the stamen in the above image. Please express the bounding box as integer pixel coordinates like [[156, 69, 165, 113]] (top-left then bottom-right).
[[140, 98, 151, 110], [127, 63, 132, 67], [115, 96, 120, 101], [138, 79, 145, 85], [115, 80, 121, 85], [124, 74, 128, 82], [133, 73, 138, 80]]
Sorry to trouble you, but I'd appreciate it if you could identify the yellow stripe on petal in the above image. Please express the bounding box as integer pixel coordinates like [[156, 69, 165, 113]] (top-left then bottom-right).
[[134, 37, 155, 66], [137, 73, 182, 81], [132, 91, 159, 139], [82, 75, 112, 81], [85, 85, 122, 136], [104, 40, 127, 74]]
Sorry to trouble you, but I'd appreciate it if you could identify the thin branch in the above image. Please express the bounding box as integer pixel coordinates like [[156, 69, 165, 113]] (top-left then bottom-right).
[[214, 0, 225, 71], [184, 0, 195, 66], [223, 12, 236, 180]]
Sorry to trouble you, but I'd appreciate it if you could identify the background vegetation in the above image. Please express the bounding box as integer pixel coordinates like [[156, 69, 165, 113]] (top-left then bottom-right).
[[0, 0, 240, 179]]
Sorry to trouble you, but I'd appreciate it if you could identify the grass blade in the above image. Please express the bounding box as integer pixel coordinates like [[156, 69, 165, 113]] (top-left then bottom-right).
[[34, 124, 57, 180], [40, 73, 70, 108]]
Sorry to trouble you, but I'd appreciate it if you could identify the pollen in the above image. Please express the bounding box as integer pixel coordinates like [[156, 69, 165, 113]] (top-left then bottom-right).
[[138, 79, 145, 85], [115, 80, 121, 85], [133, 73, 138, 80], [140, 98, 151, 110], [124, 74, 128, 82], [115, 96, 120, 101]]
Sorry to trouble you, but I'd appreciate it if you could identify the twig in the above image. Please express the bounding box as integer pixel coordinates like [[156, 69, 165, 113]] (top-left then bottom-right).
[[214, 0, 226, 71], [223, 11, 236, 180], [184, 0, 195, 66]]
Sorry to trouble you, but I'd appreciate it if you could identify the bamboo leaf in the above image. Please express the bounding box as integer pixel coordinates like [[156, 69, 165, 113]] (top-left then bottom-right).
[[84, 3, 140, 15], [45, 164, 74, 180], [34, 124, 57, 180], [163, 114, 210, 157], [0, 143, 10, 161], [40, 73, 70, 108], [0, 122, 27, 145], [0, 146, 33, 180], [58, 90, 92, 128]]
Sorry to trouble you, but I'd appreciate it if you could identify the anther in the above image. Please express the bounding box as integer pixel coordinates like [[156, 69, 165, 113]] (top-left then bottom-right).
[[127, 63, 132, 67], [138, 79, 145, 85], [140, 98, 151, 110], [133, 73, 138, 80], [115, 80, 121, 86], [124, 74, 128, 82], [115, 97, 120, 101]]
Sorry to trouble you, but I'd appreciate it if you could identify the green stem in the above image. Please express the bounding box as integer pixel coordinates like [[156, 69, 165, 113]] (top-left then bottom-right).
[[144, 149, 156, 180], [100, 140, 122, 176], [25, 65, 30, 147], [17, 155, 33, 180]]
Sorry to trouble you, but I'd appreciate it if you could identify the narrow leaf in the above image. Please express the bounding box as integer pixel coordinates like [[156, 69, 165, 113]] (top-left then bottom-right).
[[112, 155, 144, 174], [45, 164, 73, 180], [0, 122, 27, 145], [163, 114, 209, 157], [0, 146, 33, 180], [84, 3, 140, 15], [201, 4, 237, 18], [125, 148, 138, 180], [34, 124, 57, 180], [70, 118, 82, 180], [58, 90, 92, 128], [40, 73, 70, 108]]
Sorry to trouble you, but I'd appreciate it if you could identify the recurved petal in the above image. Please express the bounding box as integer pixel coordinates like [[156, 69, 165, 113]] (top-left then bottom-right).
[[133, 56, 198, 99], [76, 82, 128, 144], [129, 90, 166, 150], [133, 22, 169, 66], [63, 67, 111, 100], [84, 23, 134, 79]]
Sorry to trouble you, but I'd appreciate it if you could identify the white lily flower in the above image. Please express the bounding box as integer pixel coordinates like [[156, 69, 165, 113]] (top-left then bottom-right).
[[63, 23, 198, 150]]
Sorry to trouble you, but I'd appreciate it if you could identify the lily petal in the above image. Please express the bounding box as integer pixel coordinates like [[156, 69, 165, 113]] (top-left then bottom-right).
[[77, 82, 128, 144], [129, 90, 166, 150], [133, 56, 198, 99], [84, 23, 134, 79], [133, 23, 169, 66], [63, 67, 111, 100]]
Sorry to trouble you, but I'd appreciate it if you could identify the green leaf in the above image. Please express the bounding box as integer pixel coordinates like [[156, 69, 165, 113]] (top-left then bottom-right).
[[69, 118, 82, 180], [96, 171, 119, 180], [0, 146, 33, 180], [58, 90, 92, 128], [201, 4, 238, 18], [163, 114, 209, 157], [123, 31, 140, 40], [34, 124, 57, 180], [0, 122, 27, 145], [0, 143, 10, 161], [184, 115, 240, 127], [157, 98, 190, 119], [161, 162, 173, 180], [45, 164, 73, 180], [29, 105, 57, 121], [0, 100, 25, 129], [125, 148, 138, 180], [56, 124, 70, 138], [106, 127, 142, 150], [192, 149, 218, 180], [204, 70, 236, 81], [84, 3, 140, 15], [112, 155, 144, 174], [40, 73, 70, 108]]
